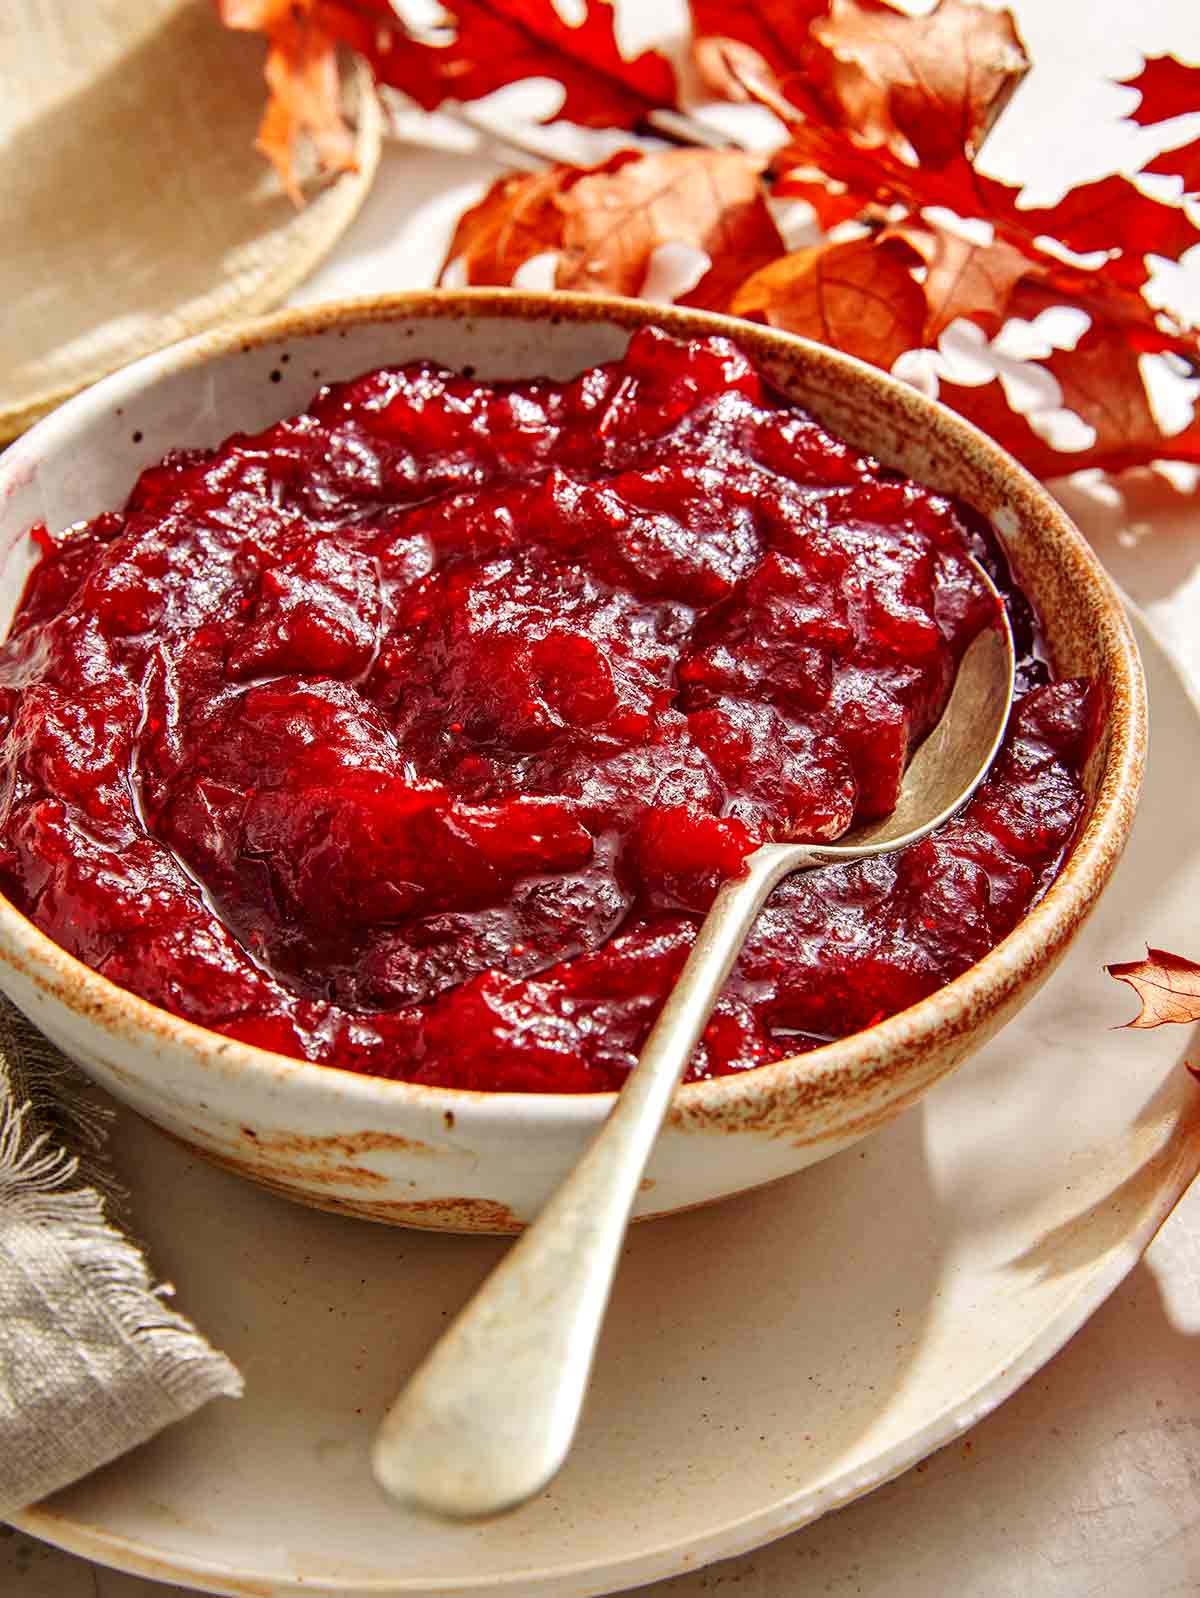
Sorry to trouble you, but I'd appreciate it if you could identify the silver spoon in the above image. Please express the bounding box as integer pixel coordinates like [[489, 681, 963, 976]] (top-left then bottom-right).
[[373, 573, 1015, 1521]]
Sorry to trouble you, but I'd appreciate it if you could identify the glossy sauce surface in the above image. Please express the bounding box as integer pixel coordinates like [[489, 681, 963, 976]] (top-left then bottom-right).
[[0, 331, 1101, 1091]]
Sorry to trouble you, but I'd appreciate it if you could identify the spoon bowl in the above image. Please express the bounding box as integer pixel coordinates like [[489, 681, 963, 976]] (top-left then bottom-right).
[[373, 581, 1016, 1520]]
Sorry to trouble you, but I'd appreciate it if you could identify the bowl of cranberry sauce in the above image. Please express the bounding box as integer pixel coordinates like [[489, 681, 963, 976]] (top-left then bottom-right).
[[0, 293, 1144, 1230]]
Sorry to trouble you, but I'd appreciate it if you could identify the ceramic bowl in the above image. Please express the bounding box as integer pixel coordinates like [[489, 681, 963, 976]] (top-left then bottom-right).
[[0, 291, 1146, 1231]]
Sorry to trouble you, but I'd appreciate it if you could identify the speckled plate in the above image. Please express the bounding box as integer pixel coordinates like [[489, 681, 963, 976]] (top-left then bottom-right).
[[11, 610, 1199, 1598]]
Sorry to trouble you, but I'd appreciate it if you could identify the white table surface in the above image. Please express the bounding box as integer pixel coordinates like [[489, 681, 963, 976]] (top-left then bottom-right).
[[6, 0, 1200, 1591]]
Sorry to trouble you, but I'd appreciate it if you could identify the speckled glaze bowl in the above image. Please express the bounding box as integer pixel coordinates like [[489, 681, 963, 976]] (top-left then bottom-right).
[[0, 291, 1146, 1231]]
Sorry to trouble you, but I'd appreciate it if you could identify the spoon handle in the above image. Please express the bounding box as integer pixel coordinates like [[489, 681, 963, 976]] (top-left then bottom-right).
[[372, 842, 815, 1520]]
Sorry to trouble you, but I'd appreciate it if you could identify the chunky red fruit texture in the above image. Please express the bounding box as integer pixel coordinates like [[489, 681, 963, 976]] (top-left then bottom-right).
[[0, 330, 1099, 1091]]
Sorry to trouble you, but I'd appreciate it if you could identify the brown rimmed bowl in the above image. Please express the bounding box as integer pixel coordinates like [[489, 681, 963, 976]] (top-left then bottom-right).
[[0, 291, 1147, 1230]]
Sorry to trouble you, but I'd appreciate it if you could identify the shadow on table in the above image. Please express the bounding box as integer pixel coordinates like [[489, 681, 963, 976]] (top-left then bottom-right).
[[1053, 468, 1200, 609]]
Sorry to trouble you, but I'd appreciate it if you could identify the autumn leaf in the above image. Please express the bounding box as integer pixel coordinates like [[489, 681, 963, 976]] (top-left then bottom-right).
[[1007, 173, 1199, 291], [693, 35, 780, 107], [690, 2, 829, 104], [695, 0, 1028, 170], [558, 150, 782, 307], [222, 0, 1200, 479], [444, 148, 784, 309], [707, 12, 1197, 296], [224, 0, 679, 176], [1118, 55, 1200, 127], [716, 40, 1041, 253], [807, 0, 1029, 168], [1123, 52, 1200, 192], [1029, 267, 1200, 365], [763, 98, 1198, 297], [729, 234, 927, 370], [692, 0, 1028, 170], [882, 221, 1033, 341], [697, 10, 1200, 472], [1143, 137, 1200, 194], [936, 282, 1200, 478], [1107, 948, 1200, 1029], [383, 0, 679, 128], [219, 0, 358, 201], [882, 221, 1200, 358], [443, 166, 576, 287]]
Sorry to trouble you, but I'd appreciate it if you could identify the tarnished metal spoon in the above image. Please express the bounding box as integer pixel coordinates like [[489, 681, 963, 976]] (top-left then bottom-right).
[[373, 571, 1015, 1521]]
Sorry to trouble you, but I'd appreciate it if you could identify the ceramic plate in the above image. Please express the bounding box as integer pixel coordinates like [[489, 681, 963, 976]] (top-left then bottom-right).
[[13, 614, 1200, 1598]]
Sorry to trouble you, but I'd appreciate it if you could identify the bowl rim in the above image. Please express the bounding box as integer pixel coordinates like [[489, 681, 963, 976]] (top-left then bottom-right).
[[0, 287, 1148, 1133]]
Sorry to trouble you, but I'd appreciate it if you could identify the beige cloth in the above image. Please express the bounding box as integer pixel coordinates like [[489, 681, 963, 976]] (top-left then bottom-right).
[[0, 1001, 241, 1518], [1, 0, 381, 442]]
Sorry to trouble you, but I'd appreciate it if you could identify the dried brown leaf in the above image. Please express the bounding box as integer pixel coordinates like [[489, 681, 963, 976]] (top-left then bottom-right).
[[442, 149, 783, 309], [883, 220, 1033, 339], [442, 167, 574, 286], [219, 0, 357, 201], [808, 0, 1029, 168], [1107, 948, 1200, 1029], [730, 234, 927, 369], [556, 149, 783, 307]]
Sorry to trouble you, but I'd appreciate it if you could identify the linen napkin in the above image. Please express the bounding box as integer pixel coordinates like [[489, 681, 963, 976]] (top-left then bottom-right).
[[0, 997, 241, 1518]]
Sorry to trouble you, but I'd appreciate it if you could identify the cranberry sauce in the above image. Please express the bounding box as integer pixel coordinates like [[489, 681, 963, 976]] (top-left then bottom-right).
[[0, 331, 1101, 1091]]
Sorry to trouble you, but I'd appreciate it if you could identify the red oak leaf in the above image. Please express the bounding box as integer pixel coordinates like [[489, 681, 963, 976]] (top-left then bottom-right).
[[1008, 174, 1199, 290], [690, 2, 829, 101], [934, 370, 1200, 479], [722, 48, 1033, 242], [366, 0, 678, 129], [693, 35, 782, 106], [1118, 55, 1200, 127], [936, 281, 1200, 477], [1115, 55, 1199, 195], [324, 0, 677, 130], [1030, 268, 1200, 365], [692, 0, 1028, 171], [736, 42, 1197, 297], [559, 149, 782, 306], [223, 0, 1200, 478], [221, 0, 679, 187], [729, 234, 927, 370], [443, 149, 783, 309], [1144, 136, 1200, 194], [1107, 948, 1200, 1028]]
